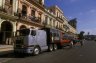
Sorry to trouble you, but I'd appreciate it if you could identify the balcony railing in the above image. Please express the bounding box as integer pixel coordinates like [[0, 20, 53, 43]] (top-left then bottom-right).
[[0, 10, 18, 21], [0, 6, 13, 15], [28, 16, 41, 23], [16, 13, 41, 23], [57, 17, 64, 23], [0, 7, 7, 13], [26, 0, 44, 6], [42, 21, 47, 25], [55, 25, 63, 31]]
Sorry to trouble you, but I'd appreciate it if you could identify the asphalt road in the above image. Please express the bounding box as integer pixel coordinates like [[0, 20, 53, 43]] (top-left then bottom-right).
[[1, 40, 96, 63]]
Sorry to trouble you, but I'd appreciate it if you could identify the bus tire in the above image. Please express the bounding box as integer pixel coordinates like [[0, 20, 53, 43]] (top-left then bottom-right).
[[53, 44, 57, 51], [33, 46, 40, 55], [48, 44, 53, 52]]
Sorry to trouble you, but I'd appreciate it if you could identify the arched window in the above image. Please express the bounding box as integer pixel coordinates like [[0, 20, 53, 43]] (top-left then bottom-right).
[[22, 5, 27, 16], [0, 21, 13, 45], [10, 0, 13, 5], [19, 25, 27, 30], [31, 10, 35, 17]]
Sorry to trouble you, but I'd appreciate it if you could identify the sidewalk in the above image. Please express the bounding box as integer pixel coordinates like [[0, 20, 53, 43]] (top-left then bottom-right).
[[0, 45, 13, 55]]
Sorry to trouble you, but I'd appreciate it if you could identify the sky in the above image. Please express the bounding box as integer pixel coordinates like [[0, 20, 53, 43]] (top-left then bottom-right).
[[45, 0, 96, 35]]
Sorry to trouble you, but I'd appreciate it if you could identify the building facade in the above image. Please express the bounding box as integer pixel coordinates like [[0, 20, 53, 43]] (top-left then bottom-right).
[[0, 0, 77, 45], [68, 18, 77, 29]]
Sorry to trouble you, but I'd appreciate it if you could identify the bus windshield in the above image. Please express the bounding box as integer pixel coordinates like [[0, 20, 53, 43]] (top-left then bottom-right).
[[16, 29, 30, 36]]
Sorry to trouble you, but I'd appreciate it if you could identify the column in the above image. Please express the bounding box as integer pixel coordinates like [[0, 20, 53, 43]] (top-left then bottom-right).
[[2, 0, 5, 8], [0, 18, 2, 31], [0, 0, 3, 8], [42, 0, 44, 5], [51, 19, 53, 27], [0, 0, 5, 9], [41, 14, 45, 24], [47, 17, 49, 25], [13, 0, 18, 15], [27, 6, 31, 16]]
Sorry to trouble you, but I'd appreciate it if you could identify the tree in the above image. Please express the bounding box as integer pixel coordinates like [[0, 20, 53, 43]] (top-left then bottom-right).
[[88, 32, 90, 35], [78, 31, 85, 40]]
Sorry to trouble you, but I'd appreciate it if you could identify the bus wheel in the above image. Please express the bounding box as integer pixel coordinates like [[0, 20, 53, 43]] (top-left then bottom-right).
[[53, 44, 57, 51], [48, 44, 53, 52], [33, 47, 40, 55]]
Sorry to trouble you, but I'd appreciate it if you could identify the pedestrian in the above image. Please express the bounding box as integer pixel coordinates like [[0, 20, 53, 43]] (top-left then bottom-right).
[[78, 31, 85, 46]]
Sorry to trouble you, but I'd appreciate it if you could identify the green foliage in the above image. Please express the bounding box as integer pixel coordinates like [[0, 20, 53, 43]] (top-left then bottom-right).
[[78, 31, 85, 39]]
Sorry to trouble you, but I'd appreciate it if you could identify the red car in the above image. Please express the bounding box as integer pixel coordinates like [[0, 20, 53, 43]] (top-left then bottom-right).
[[54, 32, 74, 48]]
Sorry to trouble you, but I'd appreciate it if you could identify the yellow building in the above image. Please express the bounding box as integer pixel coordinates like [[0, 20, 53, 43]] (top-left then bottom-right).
[[0, 0, 77, 45]]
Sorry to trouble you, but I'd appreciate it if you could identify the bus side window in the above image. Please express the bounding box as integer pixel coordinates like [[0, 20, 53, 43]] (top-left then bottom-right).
[[31, 30, 36, 36], [63, 35, 68, 40]]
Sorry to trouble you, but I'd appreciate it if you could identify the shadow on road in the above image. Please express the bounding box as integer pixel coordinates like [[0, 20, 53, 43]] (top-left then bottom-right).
[[0, 53, 34, 58], [0, 50, 50, 58], [0, 43, 83, 58]]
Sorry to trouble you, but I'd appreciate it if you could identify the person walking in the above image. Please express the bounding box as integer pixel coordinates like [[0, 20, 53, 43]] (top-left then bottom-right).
[[78, 31, 85, 46]]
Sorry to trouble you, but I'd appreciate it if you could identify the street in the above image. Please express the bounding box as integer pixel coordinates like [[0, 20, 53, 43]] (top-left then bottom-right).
[[1, 40, 96, 63]]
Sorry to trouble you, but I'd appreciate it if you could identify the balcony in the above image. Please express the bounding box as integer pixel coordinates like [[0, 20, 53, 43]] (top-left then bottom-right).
[[0, 7, 6, 13], [16, 13, 41, 24], [27, 0, 43, 5], [59, 27, 63, 31], [0, 6, 13, 16], [44, 24, 52, 28], [28, 16, 41, 23], [26, 0, 44, 10], [55, 25, 63, 31], [42, 21, 47, 25], [56, 17, 64, 23], [0, 7, 18, 21]]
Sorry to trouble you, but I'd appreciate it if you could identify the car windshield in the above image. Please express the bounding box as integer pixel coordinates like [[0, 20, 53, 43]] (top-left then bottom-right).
[[16, 29, 30, 36]]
